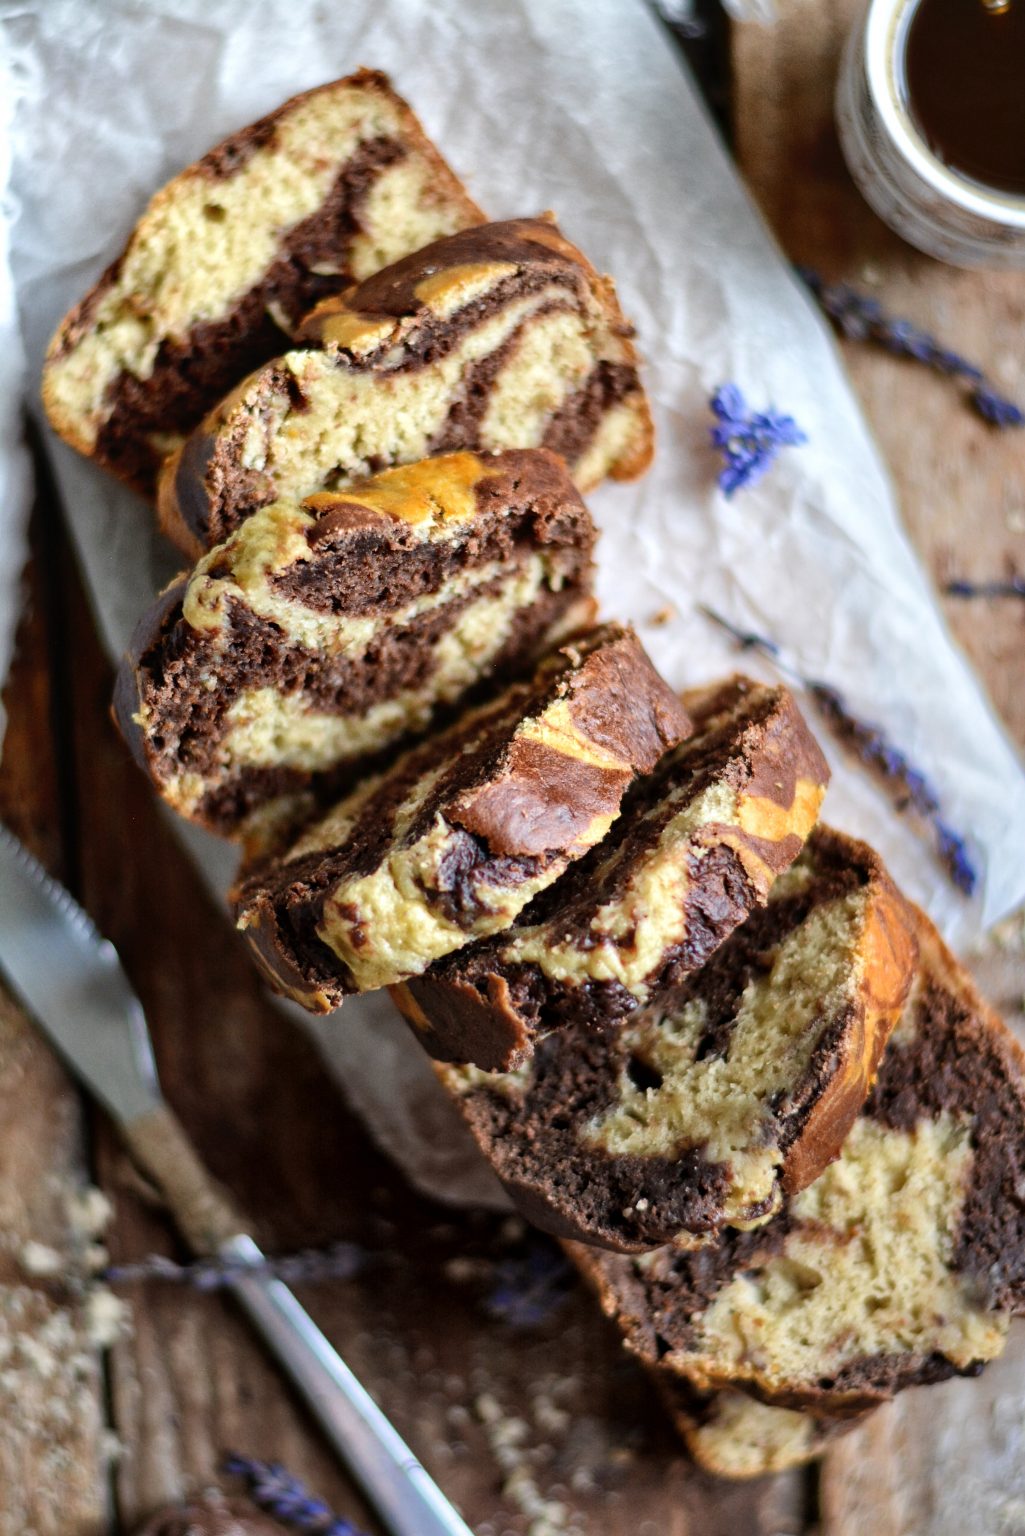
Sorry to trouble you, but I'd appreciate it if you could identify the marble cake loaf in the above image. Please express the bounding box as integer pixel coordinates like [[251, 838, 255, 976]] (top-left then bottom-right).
[[43, 70, 483, 495], [157, 216, 654, 555], [233, 625, 691, 1009], [436, 828, 917, 1249], [114, 450, 597, 842], [568, 908, 1025, 1440], [395, 677, 832, 1070]]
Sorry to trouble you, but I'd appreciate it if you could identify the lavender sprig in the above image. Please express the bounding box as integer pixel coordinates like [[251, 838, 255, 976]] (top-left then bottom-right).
[[700, 605, 978, 895], [946, 577, 1025, 601], [485, 1241, 574, 1329], [104, 1242, 365, 1291], [709, 383, 807, 497], [223, 1455, 365, 1536], [798, 268, 1025, 430]]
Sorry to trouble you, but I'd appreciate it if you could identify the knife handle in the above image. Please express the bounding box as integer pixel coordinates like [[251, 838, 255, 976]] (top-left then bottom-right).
[[122, 1112, 473, 1535], [221, 1234, 475, 1536], [122, 1103, 244, 1253]]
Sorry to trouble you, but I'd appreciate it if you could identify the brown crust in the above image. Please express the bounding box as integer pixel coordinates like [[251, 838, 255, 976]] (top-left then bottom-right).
[[43, 68, 484, 494], [562, 903, 1025, 1420], [779, 855, 918, 1196], [430, 828, 916, 1251], [157, 215, 654, 552], [231, 624, 691, 1008], [400, 678, 831, 1071], [115, 450, 599, 841]]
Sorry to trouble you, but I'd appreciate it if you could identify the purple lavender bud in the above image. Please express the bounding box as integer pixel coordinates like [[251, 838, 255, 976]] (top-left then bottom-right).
[[224, 1455, 365, 1536], [946, 576, 1025, 600], [972, 387, 1025, 428], [702, 610, 977, 899], [935, 823, 979, 895], [709, 383, 807, 498], [798, 269, 1023, 430]]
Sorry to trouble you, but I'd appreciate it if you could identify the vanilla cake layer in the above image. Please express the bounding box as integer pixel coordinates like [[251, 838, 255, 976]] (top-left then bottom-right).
[[158, 217, 653, 553], [656, 1381, 862, 1479], [114, 450, 597, 843], [569, 910, 1025, 1428], [232, 625, 691, 1008], [43, 70, 483, 493], [438, 828, 916, 1248], [397, 678, 831, 1070]]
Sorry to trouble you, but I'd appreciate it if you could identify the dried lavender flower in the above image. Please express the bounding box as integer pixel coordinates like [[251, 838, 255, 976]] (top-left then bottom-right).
[[708, 382, 807, 497], [104, 1242, 365, 1291], [699, 605, 978, 895], [223, 1455, 365, 1536], [946, 577, 1025, 600], [798, 268, 1025, 429], [485, 1240, 574, 1329]]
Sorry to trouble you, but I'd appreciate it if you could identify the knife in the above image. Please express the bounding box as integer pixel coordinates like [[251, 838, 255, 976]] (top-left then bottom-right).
[[0, 822, 473, 1536]]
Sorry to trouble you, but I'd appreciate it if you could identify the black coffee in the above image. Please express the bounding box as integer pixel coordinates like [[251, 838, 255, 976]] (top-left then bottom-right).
[[905, 0, 1025, 197]]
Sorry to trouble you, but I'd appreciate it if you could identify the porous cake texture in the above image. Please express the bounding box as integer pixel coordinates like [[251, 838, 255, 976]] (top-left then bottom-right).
[[158, 216, 654, 553], [438, 828, 916, 1248], [396, 678, 831, 1071], [233, 625, 691, 1008], [114, 449, 596, 841], [656, 1382, 861, 1479], [569, 909, 1025, 1444], [43, 70, 483, 494]]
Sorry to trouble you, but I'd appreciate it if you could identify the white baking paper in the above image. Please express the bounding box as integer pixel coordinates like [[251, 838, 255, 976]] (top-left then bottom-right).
[[0, 39, 33, 748], [3, 0, 1024, 1208]]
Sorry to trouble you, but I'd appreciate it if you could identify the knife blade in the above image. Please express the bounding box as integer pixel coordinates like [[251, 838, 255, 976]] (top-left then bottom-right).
[[0, 821, 474, 1536], [0, 823, 160, 1125]]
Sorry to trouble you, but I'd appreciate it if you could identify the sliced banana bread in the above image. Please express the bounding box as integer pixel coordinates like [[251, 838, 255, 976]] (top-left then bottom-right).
[[395, 678, 831, 1070], [43, 70, 483, 494], [233, 625, 690, 1009], [114, 450, 596, 841], [569, 909, 1025, 1421], [437, 828, 916, 1248], [157, 216, 653, 553]]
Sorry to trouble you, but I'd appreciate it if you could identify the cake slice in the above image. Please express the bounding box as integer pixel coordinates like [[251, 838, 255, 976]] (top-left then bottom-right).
[[395, 678, 831, 1070], [43, 70, 483, 494], [157, 216, 653, 554], [657, 1382, 863, 1479], [568, 909, 1025, 1427], [436, 828, 916, 1248], [233, 625, 691, 1008], [114, 449, 596, 841]]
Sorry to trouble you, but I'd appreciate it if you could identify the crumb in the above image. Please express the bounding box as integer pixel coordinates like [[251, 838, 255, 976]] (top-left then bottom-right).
[[18, 1241, 62, 1278], [444, 1256, 490, 1284], [66, 1187, 112, 1240], [83, 1288, 130, 1348], [101, 1428, 125, 1463], [84, 1242, 109, 1276], [649, 605, 677, 627]]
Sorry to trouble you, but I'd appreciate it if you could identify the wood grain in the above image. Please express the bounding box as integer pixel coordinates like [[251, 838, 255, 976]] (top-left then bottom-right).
[[0, 500, 107, 1536], [731, 4, 1025, 1531]]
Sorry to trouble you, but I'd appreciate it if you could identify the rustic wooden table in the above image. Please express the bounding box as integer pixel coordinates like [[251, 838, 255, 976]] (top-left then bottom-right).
[[2, 4, 1024, 1533]]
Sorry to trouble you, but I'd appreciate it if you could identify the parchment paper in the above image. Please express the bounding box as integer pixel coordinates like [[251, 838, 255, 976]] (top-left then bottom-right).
[[4, 0, 1024, 1208]]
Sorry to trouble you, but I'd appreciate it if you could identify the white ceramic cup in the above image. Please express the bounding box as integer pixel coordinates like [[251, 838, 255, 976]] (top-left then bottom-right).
[[836, 0, 1025, 269]]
